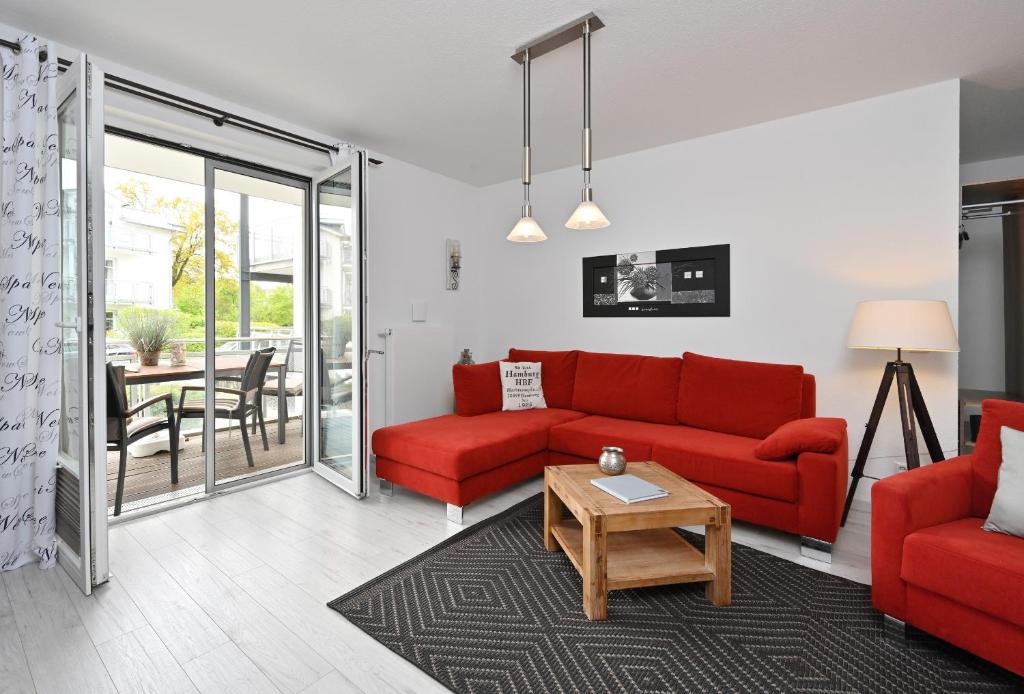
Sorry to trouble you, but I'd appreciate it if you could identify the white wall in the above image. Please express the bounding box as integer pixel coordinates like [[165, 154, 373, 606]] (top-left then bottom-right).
[[364, 156, 482, 436], [957, 154, 1024, 392], [475, 81, 961, 479]]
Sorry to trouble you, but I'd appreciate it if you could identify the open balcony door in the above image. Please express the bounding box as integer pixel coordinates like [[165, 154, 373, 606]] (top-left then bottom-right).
[[311, 152, 367, 497], [56, 54, 108, 593]]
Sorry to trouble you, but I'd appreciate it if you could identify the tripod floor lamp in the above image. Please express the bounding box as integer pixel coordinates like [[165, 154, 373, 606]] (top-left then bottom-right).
[[841, 300, 960, 525]]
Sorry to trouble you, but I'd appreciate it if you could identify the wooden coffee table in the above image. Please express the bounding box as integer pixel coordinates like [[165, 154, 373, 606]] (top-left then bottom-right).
[[544, 461, 731, 620]]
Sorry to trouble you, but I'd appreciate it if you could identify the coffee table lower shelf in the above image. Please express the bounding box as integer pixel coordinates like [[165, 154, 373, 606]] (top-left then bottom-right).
[[550, 519, 713, 590]]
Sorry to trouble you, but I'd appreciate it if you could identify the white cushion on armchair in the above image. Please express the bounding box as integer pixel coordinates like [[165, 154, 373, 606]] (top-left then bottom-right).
[[984, 426, 1024, 538]]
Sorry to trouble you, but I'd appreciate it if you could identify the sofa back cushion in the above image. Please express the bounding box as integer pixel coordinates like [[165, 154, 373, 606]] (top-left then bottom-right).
[[972, 399, 1024, 516], [677, 352, 804, 439], [571, 351, 682, 424], [800, 374, 816, 418], [452, 361, 501, 416], [507, 349, 579, 409]]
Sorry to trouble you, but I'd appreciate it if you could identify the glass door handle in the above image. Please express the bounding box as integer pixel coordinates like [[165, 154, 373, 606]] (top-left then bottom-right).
[[56, 319, 81, 331]]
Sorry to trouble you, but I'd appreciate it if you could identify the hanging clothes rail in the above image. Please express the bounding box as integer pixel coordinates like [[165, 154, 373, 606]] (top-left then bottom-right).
[[961, 198, 1024, 221], [962, 198, 1024, 210]]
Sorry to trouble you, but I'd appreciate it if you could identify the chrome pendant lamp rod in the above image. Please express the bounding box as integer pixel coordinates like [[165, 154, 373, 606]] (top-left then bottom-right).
[[522, 48, 532, 216], [582, 20, 592, 191], [566, 17, 610, 229], [507, 48, 547, 242]]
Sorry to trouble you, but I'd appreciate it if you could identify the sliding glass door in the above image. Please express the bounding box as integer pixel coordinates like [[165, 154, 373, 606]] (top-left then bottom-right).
[[102, 135, 206, 513], [101, 136, 316, 509], [96, 130, 365, 514], [312, 154, 366, 497], [206, 162, 310, 490]]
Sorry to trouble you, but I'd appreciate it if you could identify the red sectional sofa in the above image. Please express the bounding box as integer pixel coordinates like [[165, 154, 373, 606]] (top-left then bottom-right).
[[872, 399, 1024, 677], [372, 349, 849, 552]]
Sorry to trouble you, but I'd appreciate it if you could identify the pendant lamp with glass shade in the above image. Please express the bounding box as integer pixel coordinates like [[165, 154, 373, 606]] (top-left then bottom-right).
[[565, 18, 610, 230], [507, 48, 547, 242]]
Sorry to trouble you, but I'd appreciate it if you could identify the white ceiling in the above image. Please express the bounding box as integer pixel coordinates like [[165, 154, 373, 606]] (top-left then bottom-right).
[[4, 0, 1024, 185]]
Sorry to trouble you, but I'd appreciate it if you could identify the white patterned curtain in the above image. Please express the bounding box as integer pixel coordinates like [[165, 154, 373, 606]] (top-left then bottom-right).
[[0, 36, 60, 571]]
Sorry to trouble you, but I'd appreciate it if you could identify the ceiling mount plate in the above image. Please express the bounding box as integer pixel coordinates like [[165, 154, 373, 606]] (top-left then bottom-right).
[[511, 12, 605, 64]]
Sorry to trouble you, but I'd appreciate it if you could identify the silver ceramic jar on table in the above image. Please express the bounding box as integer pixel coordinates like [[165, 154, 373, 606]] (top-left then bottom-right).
[[597, 446, 626, 475]]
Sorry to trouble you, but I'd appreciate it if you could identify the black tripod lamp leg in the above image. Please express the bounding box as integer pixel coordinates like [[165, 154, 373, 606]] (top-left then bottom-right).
[[905, 363, 945, 463], [894, 365, 922, 470], [842, 362, 896, 526]]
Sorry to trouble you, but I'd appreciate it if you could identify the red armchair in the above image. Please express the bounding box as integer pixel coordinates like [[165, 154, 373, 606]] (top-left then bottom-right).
[[872, 399, 1024, 677]]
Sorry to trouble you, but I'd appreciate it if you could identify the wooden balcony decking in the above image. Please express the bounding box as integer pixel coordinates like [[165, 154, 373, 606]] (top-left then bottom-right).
[[107, 418, 306, 513]]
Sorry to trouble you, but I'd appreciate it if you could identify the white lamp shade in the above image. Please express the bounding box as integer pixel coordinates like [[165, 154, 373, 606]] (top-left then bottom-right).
[[847, 300, 959, 352], [507, 215, 547, 243], [565, 201, 610, 230]]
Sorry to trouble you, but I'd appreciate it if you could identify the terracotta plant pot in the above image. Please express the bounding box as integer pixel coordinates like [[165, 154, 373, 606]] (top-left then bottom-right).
[[139, 350, 161, 366], [630, 285, 657, 301]]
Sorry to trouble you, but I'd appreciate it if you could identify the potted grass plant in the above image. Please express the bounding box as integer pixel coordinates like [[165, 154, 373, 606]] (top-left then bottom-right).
[[617, 255, 662, 301], [116, 308, 175, 366]]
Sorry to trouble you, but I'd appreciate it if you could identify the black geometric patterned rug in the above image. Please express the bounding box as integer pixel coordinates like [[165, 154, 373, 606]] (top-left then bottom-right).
[[328, 494, 1024, 693]]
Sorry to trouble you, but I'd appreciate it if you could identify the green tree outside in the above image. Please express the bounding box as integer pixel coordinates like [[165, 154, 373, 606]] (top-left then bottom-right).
[[113, 178, 296, 342]]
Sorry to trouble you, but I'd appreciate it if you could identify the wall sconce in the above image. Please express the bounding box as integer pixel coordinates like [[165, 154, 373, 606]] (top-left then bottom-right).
[[446, 239, 462, 290]]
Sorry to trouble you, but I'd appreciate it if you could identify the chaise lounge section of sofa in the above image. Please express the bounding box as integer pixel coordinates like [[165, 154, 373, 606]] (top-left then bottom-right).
[[372, 349, 848, 556]]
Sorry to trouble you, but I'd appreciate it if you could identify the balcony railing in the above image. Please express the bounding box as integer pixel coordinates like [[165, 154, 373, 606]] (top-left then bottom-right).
[[249, 221, 302, 265], [105, 227, 153, 253], [106, 280, 154, 305], [105, 334, 312, 371]]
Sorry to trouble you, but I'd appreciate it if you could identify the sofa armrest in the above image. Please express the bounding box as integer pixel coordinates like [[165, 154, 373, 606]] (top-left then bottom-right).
[[871, 456, 973, 619], [796, 433, 849, 543]]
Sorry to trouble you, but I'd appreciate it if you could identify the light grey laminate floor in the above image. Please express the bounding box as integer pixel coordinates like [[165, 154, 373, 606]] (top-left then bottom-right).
[[1, 472, 871, 694]]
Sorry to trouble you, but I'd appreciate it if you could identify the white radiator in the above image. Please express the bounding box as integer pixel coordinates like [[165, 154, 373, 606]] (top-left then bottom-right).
[[383, 326, 454, 426]]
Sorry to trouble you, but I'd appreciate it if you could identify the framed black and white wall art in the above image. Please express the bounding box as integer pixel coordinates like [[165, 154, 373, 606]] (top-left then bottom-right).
[[582, 244, 730, 317]]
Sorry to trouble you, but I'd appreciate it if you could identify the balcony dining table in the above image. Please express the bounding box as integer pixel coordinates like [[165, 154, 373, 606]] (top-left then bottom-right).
[[122, 354, 291, 444]]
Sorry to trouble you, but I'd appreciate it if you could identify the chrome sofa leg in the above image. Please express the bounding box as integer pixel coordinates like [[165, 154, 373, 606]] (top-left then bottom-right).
[[379, 479, 394, 497], [446, 503, 464, 524], [800, 536, 833, 564], [883, 614, 908, 639]]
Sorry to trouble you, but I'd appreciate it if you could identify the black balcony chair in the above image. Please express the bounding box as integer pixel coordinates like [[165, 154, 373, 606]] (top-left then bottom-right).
[[219, 345, 278, 438], [106, 363, 178, 516], [175, 348, 275, 468], [259, 339, 303, 439]]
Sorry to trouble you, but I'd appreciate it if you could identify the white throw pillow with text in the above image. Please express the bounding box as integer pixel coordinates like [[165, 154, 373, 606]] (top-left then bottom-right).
[[499, 361, 546, 411]]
